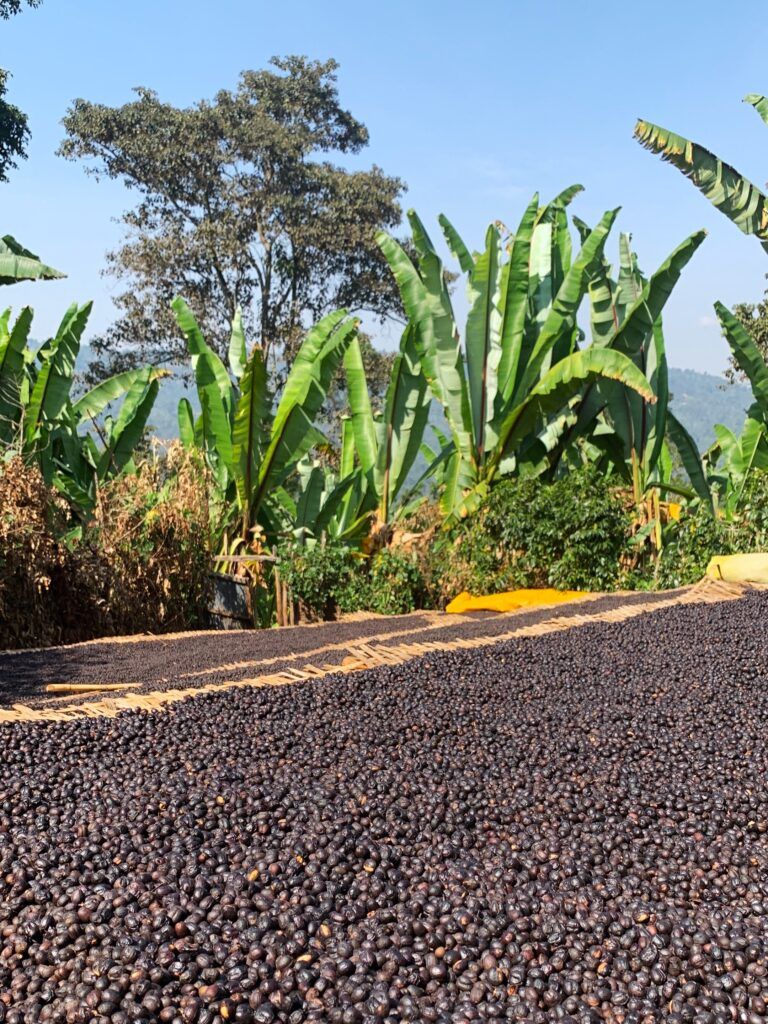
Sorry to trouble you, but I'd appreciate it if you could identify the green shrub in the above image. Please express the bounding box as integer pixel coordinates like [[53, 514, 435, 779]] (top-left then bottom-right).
[[361, 550, 425, 615], [491, 469, 633, 590], [274, 469, 768, 621], [427, 467, 634, 604], [654, 470, 768, 588], [277, 541, 356, 620], [279, 543, 426, 619]]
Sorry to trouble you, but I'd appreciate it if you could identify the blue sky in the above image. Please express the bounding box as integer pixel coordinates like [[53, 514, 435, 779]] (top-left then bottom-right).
[[4, 0, 768, 372]]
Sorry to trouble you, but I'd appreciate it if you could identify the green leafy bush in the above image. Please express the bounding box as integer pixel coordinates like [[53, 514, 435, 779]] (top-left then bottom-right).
[[490, 469, 632, 590], [356, 550, 425, 616], [654, 471, 768, 588], [277, 542, 356, 620], [279, 543, 426, 619], [426, 468, 634, 605]]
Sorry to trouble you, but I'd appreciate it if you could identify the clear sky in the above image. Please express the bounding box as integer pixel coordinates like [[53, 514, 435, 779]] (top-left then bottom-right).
[[4, 0, 768, 373]]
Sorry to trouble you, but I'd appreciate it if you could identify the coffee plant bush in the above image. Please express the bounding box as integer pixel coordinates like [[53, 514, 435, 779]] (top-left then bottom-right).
[[654, 470, 768, 588], [279, 543, 426, 619], [425, 468, 635, 605]]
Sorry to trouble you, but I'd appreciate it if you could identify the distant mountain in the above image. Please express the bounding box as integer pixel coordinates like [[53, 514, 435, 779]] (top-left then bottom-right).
[[144, 372, 191, 440], [667, 368, 751, 453], [77, 347, 754, 458], [76, 344, 193, 440]]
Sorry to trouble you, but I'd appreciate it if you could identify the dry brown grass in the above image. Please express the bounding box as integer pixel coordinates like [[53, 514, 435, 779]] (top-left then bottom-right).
[[0, 445, 212, 650], [0, 458, 72, 648]]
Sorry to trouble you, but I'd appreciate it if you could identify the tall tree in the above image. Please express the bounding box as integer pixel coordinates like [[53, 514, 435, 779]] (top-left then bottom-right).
[[0, 0, 42, 182], [59, 56, 406, 381]]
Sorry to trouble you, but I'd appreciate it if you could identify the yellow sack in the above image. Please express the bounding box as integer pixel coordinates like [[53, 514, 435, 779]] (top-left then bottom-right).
[[446, 588, 587, 614], [706, 554, 768, 584]]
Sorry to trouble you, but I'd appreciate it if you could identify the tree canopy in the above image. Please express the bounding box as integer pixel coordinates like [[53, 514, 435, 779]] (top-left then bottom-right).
[[0, 70, 28, 182], [59, 56, 406, 381], [0, 0, 41, 18], [0, 0, 42, 182]]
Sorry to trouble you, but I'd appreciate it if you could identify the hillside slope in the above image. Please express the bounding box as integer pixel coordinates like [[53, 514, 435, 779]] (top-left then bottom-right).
[[667, 368, 751, 453]]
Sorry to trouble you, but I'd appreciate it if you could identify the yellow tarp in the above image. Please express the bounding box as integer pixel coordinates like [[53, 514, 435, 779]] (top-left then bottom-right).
[[706, 553, 768, 584], [446, 588, 588, 614]]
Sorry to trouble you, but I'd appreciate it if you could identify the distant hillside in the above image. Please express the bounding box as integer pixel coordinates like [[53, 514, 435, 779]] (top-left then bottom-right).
[[77, 348, 754, 458], [667, 368, 751, 453], [144, 372, 191, 440]]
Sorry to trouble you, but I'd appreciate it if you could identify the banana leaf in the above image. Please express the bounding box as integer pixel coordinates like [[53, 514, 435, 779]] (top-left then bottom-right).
[[23, 303, 91, 473], [294, 462, 327, 537], [605, 232, 706, 357], [172, 297, 233, 408], [745, 93, 768, 126], [177, 397, 196, 448], [572, 216, 619, 344], [73, 367, 166, 422], [730, 412, 768, 505], [96, 368, 159, 479], [496, 195, 539, 403], [714, 301, 768, 415], [0, 305, 33, 440], [534, 184, 584, 225], [634, 119, 768, 253], [343, 336, 378, 476], [0, 235, 65, 285], [228, 307, 247, 380], [339, 415, 355, 478], [616, 234, 643, 310], [172, 297, 235, 474], [465, 223, 503, 462], [271, 310, 352, 439], [232, 343, 270, 532], [252, 313, 357, 515], [556, 230, 705, 479], [490, 348, 655, 477], [198, 354, 235, 473], [667, 411, 713, 511], [375, 323, 431, 520], [643, 320, 670, 478], [379, 216, 474, 474], [438, 214, 474, 274], [516, 208, 620, 400]]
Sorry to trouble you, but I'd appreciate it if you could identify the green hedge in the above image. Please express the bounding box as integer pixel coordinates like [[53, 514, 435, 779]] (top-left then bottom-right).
[[278, 543, 425, 619], [279, 469, 768, 619], [423, 468, 635, 604], [654, 472, 768, 588]]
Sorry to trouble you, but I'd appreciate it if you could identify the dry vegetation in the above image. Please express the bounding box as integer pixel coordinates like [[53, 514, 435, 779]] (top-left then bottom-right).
[[0, 445, 211, 649]]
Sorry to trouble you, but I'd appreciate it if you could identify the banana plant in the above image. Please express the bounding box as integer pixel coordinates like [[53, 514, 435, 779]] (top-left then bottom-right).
[[0, 235, 64, 285], [550, 225, 707, 503], [633, 93, 768, 516], [660, 301, 768, 518], [634, 95, 768, 253], [700, 303, 768, 515], [56, 365, 166, 510], [272, 451, 371, 548], [341, 323, 432, 526], [669, 410, 768, 520], [0, 302, 165, 511], [172, 298, 359, 544], [377, 193, 657, 521]]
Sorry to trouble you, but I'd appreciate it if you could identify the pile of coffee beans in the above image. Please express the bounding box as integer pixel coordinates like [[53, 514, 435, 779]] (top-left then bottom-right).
[[2, 592, 768, 1023]]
